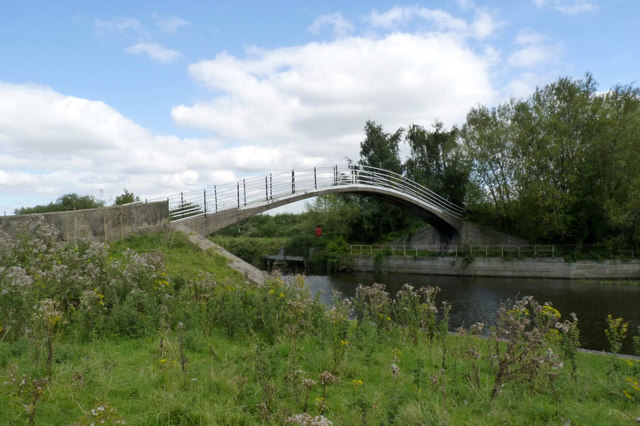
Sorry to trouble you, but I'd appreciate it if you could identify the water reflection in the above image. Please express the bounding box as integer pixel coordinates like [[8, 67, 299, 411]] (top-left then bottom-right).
[[300, 273, 640, 353]]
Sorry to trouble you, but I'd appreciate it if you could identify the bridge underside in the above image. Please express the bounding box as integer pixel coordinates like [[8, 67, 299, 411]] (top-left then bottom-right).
[[173, 185, 526, 247]]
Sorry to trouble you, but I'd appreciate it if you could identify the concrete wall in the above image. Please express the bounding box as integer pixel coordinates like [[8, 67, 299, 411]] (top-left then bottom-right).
[[351, 256, 640, 279], [0, 201, 169, 243]]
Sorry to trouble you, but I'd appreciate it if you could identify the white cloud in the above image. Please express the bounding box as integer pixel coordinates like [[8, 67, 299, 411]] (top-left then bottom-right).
[[153, 14, 190, 34], [308, 13, 354, 39], [95, 17, 146, 37], [125, 42, 181, 63], [533, 0, 597, 14], [0, 82, 264, 212], [172, 31, 497, 162], [366, 6, 498, 39], [508, 29, 563, 68]]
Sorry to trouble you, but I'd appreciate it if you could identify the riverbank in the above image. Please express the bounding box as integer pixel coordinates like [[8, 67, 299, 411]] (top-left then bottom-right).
[[2, 225, 639, 424], [351, 255, 640, 279]]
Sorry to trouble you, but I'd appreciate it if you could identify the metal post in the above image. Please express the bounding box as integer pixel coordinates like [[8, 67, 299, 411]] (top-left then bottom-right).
[[265, 176, 268, 201], [243, 178, 246, 206], [180, 192, 184, 217], [269, 173, 273, 199], [291, 170, 295, 194], [314, 167, 317, 189], [204, 189, 207, 218], [237, 183, 240, 208], [214, 185, 218, 212]]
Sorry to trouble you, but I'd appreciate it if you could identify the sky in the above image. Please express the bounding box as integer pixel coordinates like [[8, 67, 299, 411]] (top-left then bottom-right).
[[0, 0, 638, 214]]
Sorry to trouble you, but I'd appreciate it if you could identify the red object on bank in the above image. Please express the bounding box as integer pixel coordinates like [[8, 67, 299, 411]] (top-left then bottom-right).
[[315, 227, 322, 237]]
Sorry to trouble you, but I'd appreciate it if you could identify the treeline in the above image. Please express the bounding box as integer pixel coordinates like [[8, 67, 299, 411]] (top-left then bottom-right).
[[15, 189, 139, 215], [353, 74, 640, 247]]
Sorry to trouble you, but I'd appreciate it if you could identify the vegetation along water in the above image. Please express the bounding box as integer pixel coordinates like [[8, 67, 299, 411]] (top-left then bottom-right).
[[1, 217, 640, 424]]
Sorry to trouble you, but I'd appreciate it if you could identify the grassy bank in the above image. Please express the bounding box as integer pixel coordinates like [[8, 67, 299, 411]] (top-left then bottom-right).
[[1, 218, 639, 424], [2, 327, 639, 424]]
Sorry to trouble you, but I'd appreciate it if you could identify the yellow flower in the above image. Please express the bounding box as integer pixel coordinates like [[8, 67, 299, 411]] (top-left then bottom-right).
[[340, 340, 349, 346], [160, 358, 167, 364], [279, 292, 285, 298], [269, 289, 275, 294], [352, 379, 364, 387], [623, 390, 632, 399]]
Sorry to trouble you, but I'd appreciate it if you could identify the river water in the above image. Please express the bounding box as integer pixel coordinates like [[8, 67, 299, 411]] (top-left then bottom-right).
[[299, 272, 640, 354]]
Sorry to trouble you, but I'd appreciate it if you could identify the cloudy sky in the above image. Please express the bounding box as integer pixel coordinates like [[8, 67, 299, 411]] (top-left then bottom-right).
[[0, 0, 637, 214]]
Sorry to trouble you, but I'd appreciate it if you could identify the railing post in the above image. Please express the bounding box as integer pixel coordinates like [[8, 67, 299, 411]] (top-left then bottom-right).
[[237, 183, 240, 208], [203, 189, 207, 218], [314, 167, 317, 189], [243, 178, 247, 206], [265, 176, 268, 201], [180, 192, 184, 217], [269, 173, 273, 200], [292, 170, 295, 194], [214, 185, 217, 213]]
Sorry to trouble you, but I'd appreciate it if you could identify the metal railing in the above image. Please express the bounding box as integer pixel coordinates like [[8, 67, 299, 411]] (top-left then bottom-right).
[[153, 164, 466, 221], [349, 244, 638, 259]]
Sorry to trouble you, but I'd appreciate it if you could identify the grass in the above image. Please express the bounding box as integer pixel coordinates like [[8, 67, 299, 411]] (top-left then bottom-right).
[[1, 229, 639, 424], [2, 328, 639, 424], [209, 235, 289, 268]]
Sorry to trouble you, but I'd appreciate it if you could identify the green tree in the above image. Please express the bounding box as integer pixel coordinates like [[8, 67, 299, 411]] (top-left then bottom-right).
[[461, 73, 640, 246], [15, 193, 104, 215], [114, 189, 140, 206], [404, 121, 470, 206], [356, 121, 412, 241], [358, 120, 403, 173]]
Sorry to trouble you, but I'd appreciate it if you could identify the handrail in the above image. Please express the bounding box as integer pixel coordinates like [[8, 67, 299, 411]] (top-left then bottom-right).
[[348, 243, 637, 259], [151, 164, 467, 221]]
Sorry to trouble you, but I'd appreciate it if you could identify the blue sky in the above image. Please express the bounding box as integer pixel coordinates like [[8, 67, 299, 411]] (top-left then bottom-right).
[[0, 0, 638, 213]]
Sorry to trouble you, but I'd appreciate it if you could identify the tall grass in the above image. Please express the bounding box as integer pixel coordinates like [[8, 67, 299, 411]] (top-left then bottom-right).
[[1, 216, 639, 424]]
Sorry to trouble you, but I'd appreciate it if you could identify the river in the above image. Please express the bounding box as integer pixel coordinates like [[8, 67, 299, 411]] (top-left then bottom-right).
[[298, 272, 640, 354]]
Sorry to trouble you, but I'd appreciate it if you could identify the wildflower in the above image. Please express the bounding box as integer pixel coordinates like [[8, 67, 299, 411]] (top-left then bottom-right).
[[319, 371, 338, 385], [391, 363, 399, 378], [340, 340, 349, 347], [351, 379, 363, 387], [159, 358, 167, 364], [624, 390, 633, 399], [280, 292, 285, 298]]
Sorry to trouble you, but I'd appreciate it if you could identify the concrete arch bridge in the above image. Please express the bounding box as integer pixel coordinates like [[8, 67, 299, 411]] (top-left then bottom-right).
[[158, 164, 522, 246]]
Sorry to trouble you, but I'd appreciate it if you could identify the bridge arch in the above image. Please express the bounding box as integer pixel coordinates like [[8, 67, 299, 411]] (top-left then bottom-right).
[[158, 165, 466, 243]]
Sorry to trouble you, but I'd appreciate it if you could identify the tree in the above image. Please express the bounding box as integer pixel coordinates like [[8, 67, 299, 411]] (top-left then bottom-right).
[[404, 121, 470, 206], [114, 189, 140, 206], [355, 121, 412, 241], [461, 73, 640, 246], [358, 120, 403, 172], [15, 193, 104, 215]]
